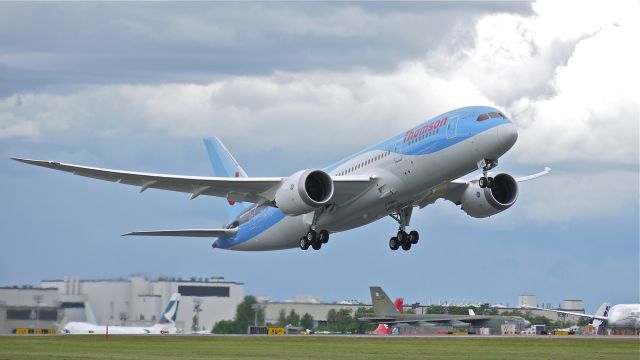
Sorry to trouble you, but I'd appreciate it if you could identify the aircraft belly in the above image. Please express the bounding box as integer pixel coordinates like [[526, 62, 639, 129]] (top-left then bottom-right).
[[229, 216, 306, 251]]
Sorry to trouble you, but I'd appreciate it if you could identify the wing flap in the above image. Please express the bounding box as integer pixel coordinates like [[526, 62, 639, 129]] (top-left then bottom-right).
[[330, 175, 376, 204]]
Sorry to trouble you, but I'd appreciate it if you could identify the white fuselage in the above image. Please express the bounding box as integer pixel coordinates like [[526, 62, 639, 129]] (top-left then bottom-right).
[[63, 321, 178, 334]]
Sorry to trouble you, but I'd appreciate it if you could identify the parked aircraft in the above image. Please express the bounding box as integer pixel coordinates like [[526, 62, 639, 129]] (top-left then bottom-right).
[[12, 106, 549, 251], [360, 286, 530, 329], [63, 293, 181, 334], [524, 303, 640, 331]]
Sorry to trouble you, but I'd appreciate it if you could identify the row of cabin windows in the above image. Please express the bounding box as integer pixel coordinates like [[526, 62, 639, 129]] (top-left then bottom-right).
[[335, 150, 392, 176], [407, 127, 439, 146], [477, 112, 506, 121]]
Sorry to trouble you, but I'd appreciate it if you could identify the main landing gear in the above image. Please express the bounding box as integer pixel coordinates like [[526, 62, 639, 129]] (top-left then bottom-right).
[[388, 207, 419, 251], [478, 159, 498, 189], [299, 229, 329, 251]]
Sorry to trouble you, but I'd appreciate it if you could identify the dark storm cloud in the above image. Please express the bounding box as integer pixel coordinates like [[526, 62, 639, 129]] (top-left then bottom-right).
[[0, 2, 533, 97]]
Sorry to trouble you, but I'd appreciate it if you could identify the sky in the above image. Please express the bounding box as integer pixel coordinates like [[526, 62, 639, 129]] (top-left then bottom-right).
[[1, 1, 638, 313]]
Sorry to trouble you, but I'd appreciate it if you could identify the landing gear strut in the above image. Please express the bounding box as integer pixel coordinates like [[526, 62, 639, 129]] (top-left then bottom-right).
[[388, 207, 419, 251], [477, 159, 498, 189], [299, 208, 330, 251], [299, 229, 330, 251]]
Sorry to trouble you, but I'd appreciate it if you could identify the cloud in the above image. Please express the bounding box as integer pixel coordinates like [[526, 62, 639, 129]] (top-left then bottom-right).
[[0, 2, 530, 98], [0, 66, 490, 154], [517, 171, 639, 222], [1, 0, 637, 227]]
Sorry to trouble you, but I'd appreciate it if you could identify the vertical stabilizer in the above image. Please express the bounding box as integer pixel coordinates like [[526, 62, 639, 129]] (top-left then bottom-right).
[[593, 302, 610, 335], [84, 301, 98, 325], [203, 137, 251, 220], [157, 293, 181, 325], [370, 286, 400, 315]]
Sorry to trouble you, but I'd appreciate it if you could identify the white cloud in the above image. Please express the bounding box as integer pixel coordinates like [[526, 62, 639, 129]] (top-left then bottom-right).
[[453, 0, 639, 166], [0, 66, 490, 154]]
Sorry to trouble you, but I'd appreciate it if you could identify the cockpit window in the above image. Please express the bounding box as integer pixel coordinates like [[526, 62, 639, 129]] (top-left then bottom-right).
[[477, 112, 507, 121]]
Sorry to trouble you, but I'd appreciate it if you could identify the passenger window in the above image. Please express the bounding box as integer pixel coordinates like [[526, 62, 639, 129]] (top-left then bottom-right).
[[477, 113, 489, 121]]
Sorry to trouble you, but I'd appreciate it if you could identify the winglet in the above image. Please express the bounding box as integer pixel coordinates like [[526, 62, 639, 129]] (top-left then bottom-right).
[[515, 167, 552, 182]]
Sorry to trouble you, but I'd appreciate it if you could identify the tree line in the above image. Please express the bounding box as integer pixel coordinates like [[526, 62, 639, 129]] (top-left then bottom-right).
[[211, 296, 375, 334]]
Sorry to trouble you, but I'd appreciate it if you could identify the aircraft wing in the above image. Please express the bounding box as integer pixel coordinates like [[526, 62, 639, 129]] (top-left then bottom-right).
[[123, 228, 238, 238], [358, 316, 397, 323], [521, 305, 606, 321], [360, 316, 489, 325], [407, 316, 489, 324], [11, 158, 374, 205], [417, 167, 551, 208]]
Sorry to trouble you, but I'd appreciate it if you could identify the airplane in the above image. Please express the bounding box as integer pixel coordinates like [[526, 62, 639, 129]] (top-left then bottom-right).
[[12, 105, 550, 251], [523, 303, 640, 331], [360, 286, 530, 329], [63, 293, 181, 334]]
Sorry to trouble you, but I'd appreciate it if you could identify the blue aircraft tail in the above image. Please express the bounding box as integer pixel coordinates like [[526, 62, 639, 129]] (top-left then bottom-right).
[[203, 137, 250, 220]]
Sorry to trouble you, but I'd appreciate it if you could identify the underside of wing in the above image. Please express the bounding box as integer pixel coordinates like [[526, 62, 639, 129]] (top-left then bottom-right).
[[12, 158, 284, 203], [123, 228, 238, 238], [416, 167, 552, 209], [11, 158, 377, 207]]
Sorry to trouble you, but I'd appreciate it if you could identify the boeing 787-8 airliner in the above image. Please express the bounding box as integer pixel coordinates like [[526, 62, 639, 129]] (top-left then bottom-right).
[[13, 106, 549, 251]]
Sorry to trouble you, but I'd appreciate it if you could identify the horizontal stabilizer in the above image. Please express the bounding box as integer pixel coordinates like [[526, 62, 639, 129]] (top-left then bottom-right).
[[123, 227, 238, 238]]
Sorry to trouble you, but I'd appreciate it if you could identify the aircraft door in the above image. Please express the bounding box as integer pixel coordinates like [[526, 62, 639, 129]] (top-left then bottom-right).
[[249, 206, 257, 230], [446, 115, 459, 139], [394, 142, 403, 163]]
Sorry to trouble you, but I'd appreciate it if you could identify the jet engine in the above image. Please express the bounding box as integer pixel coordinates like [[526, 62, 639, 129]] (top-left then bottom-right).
[[460, 173, 518, 218], [274, 169, 334, 216]]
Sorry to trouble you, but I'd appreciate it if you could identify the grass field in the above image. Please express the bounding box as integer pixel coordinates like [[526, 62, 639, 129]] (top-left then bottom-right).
[[0, 335, 638, 360]]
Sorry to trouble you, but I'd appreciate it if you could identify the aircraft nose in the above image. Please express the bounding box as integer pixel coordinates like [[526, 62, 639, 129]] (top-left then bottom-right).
[[497, 123, 518, 151]]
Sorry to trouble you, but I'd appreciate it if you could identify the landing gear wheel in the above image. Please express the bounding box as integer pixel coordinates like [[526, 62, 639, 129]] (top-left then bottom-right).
[[397, 230, 408, 244], [479, 177, 487, 188], [306, 230, 317, 243], [401, 242, 412, 251], [312, 241, 322, 250], [318, 230, 329, 244], [409, 231, 419, 245], [299, 237, 309, 250], [389, 237, 399, 250], [487, 177, 495, 188]]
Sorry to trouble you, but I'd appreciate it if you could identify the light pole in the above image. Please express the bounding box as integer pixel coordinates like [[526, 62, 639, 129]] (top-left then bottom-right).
[[193, 298, 202, 332], [251, 303, 263, 327], [33, 294, 43, 331]]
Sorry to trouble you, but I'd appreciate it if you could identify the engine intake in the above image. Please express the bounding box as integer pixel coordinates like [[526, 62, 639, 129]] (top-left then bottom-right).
[[460, 173, 518, 218], [275, 169, 334, 216]]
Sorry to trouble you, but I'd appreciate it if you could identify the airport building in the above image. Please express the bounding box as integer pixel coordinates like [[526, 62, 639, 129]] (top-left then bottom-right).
[[0, 275, 243, 334], [0, 286, 61, 334], [40, 275, 244, 333]]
